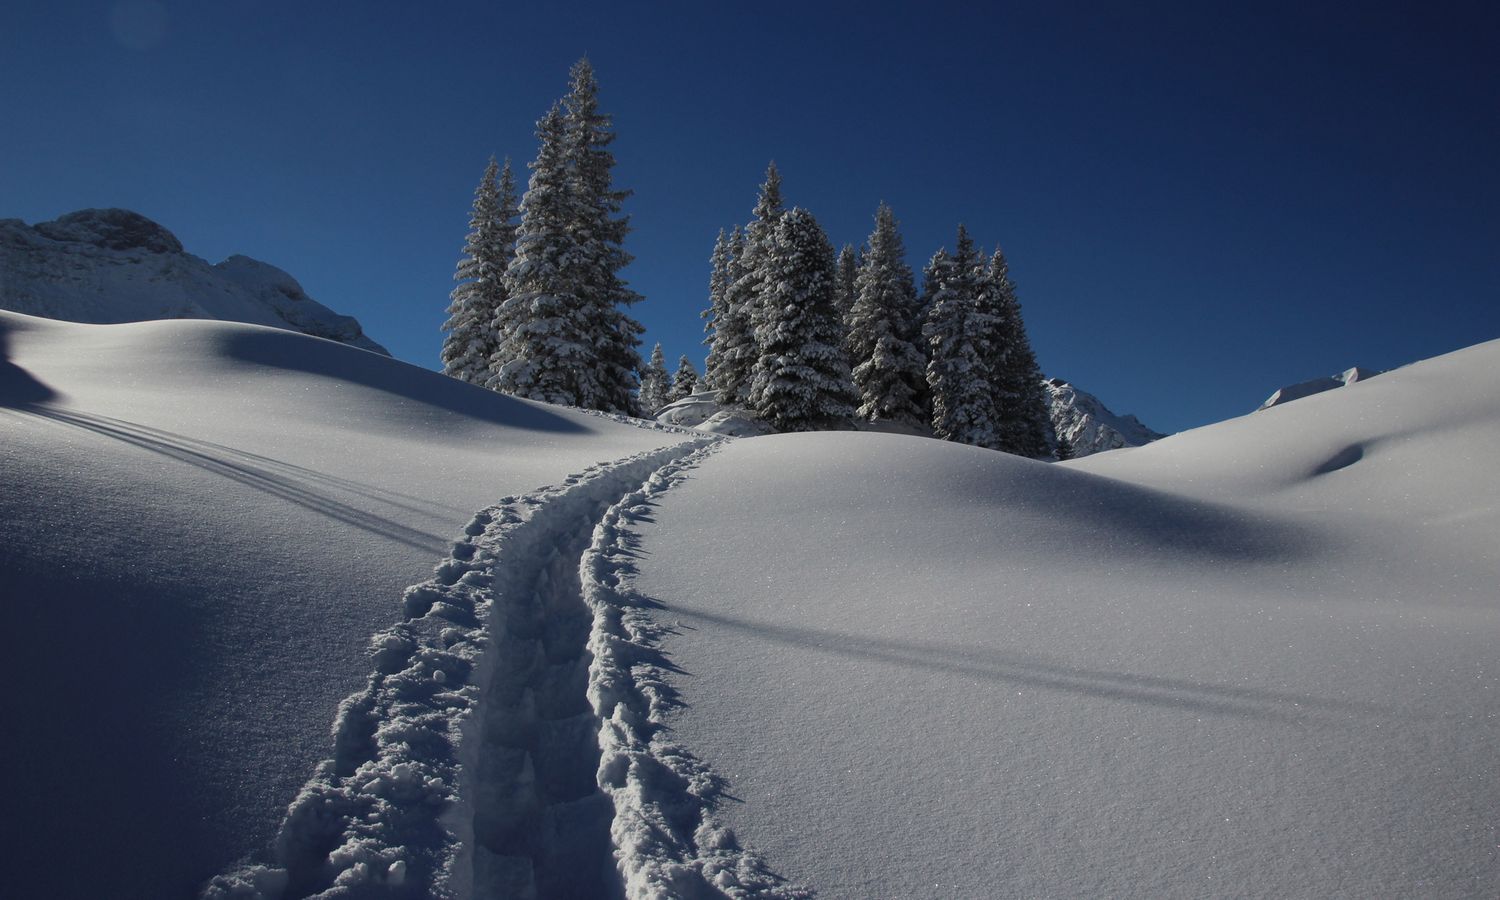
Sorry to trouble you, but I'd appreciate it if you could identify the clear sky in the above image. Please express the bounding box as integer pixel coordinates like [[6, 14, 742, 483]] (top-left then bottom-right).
[[3, 1, 1496, 433]]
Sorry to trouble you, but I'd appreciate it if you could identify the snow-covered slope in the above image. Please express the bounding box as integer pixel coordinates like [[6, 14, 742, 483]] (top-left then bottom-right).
[[5, 303, 1496, 898], [0, 209, 388, 353], [1257, 365, 1381, 411], [1043, 375, 1164, 452], [0, 310, 690, 898], [621, 340, 1500, 898]]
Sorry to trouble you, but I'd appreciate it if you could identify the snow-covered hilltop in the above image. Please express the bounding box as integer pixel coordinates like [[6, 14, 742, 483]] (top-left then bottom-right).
[[655, 378, 1165, 456], [1043, 376, 1165, 453], [0, 209, 388, 353], [1257, 365, 1381, 411]]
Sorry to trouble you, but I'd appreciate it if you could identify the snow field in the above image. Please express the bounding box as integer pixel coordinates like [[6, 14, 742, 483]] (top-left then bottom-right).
[[206, 443, 715, 898], [582, 444, 811, 899], [0, 312, 694, 897]]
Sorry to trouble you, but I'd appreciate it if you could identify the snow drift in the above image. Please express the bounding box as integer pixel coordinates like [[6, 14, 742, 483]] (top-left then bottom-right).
[[0, 310, 690, 897], [623, 339, 1500, 898], [1256, 365, 1381, 411]]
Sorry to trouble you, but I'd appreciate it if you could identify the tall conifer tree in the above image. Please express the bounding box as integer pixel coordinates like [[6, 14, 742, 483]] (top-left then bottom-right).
[[561, 58, 644, 414], [835, 244, 859, 320], [489, 60, 642, 413], [701, 227, 738, 391], [442, 156, 518, 385], [847, 203, 926, 426], [748, 208, 858, 431], [985, 248, 1053, 457], [924, 226, 999, 447], [718, 164, 784, 405], [489, 106, 592, 404]]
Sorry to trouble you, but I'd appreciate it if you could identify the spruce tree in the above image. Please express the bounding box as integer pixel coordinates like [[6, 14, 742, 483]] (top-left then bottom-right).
[[718, 163, 784, 405], [701, 227, 737, 392], [1054, 432, 1075, 461], [924, 226, 999, 447], [748, 207, 858, 431], [668, 355, 700, 402], [835, 244, 859, 320], [985, 248, 1053, 457], [847, 202, 926, 426], [562, 57, 644, 415], [489, 105, 592, 404], [442, 156, 518, 386], [639, 342, 671, 413]]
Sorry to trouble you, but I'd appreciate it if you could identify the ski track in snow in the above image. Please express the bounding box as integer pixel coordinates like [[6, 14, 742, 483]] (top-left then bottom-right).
[[204, 438, 807, 900]]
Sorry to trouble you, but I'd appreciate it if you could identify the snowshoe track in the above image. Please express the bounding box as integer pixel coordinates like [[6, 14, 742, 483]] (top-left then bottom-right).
[[204, 438, 803, 899]]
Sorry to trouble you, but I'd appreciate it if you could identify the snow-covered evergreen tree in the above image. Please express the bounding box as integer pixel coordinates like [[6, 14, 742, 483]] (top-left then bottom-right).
[[489, 105, 592, 404], [489, 60, 643, 414], [985, 247, 1053, 457], [562, 57, 644, 414], [668, 354, 700, 402], [639, 342, 671, 413], [847, 202, 926, 426], [748, 207, 858, 431], [924, 226, 999, 447], [701, 227, 737, 392], [442, 156, 518, 385], [835, 243, 859, 320], [1054, 432, 1075, 461], [717, 164, 784, 405]]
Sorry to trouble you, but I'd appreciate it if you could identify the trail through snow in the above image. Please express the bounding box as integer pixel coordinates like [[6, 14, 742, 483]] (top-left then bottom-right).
[[207, 439, 802, 900]]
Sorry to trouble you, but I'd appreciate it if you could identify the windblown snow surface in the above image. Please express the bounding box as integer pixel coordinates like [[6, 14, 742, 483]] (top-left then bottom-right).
[[0, 311, 696, 897], [624, 340, 1500, 898], [3, 306, 1497, 898]]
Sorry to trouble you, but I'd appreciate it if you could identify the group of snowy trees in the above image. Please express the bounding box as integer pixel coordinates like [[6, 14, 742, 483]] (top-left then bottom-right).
[[702, 164, 1052, 456], [440, 59, 644, 414], [440, 63, 1050, 456], [637, 343, 700, 413]]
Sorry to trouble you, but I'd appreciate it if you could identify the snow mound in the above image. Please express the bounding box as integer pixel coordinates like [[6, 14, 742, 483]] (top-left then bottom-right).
[[654, 390, 775, 437], [657, 382, 1162, 455], [622, 337, 1500, 898], [1257, 365, 1381, 411], [0, 310, 691, 898], [0, 209, 387, 353]]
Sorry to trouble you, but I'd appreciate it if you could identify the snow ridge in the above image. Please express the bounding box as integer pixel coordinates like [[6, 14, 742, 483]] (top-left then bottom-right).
[[583, 444, 813, 899], [204, 441, 710, 899]]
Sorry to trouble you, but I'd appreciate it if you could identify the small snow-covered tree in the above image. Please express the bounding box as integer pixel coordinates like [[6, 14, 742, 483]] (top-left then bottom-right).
[[668, 354, 700, 402], [847, 202, 926, 426], [748, 207, 858, 431], [489, 105, 591, 404], [985, 247, 1052, 458], [442, 156, 518, 385], [639, 342, 671, 413], [924, 226, 998, 447], [1054, 431, 1075, 461], [717, 164, 784, 405]]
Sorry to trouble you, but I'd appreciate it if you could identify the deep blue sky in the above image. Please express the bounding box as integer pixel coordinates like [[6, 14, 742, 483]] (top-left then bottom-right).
[[3, 1, 1496, 433]]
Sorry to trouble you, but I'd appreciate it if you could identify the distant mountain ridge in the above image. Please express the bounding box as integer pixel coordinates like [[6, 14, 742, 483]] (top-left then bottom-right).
[[0, 208, 387, 354], [1043, 377, 1165, 455]]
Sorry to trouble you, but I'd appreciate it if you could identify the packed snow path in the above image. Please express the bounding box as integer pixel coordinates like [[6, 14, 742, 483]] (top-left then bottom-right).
[[207, 440, 803, 899]]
